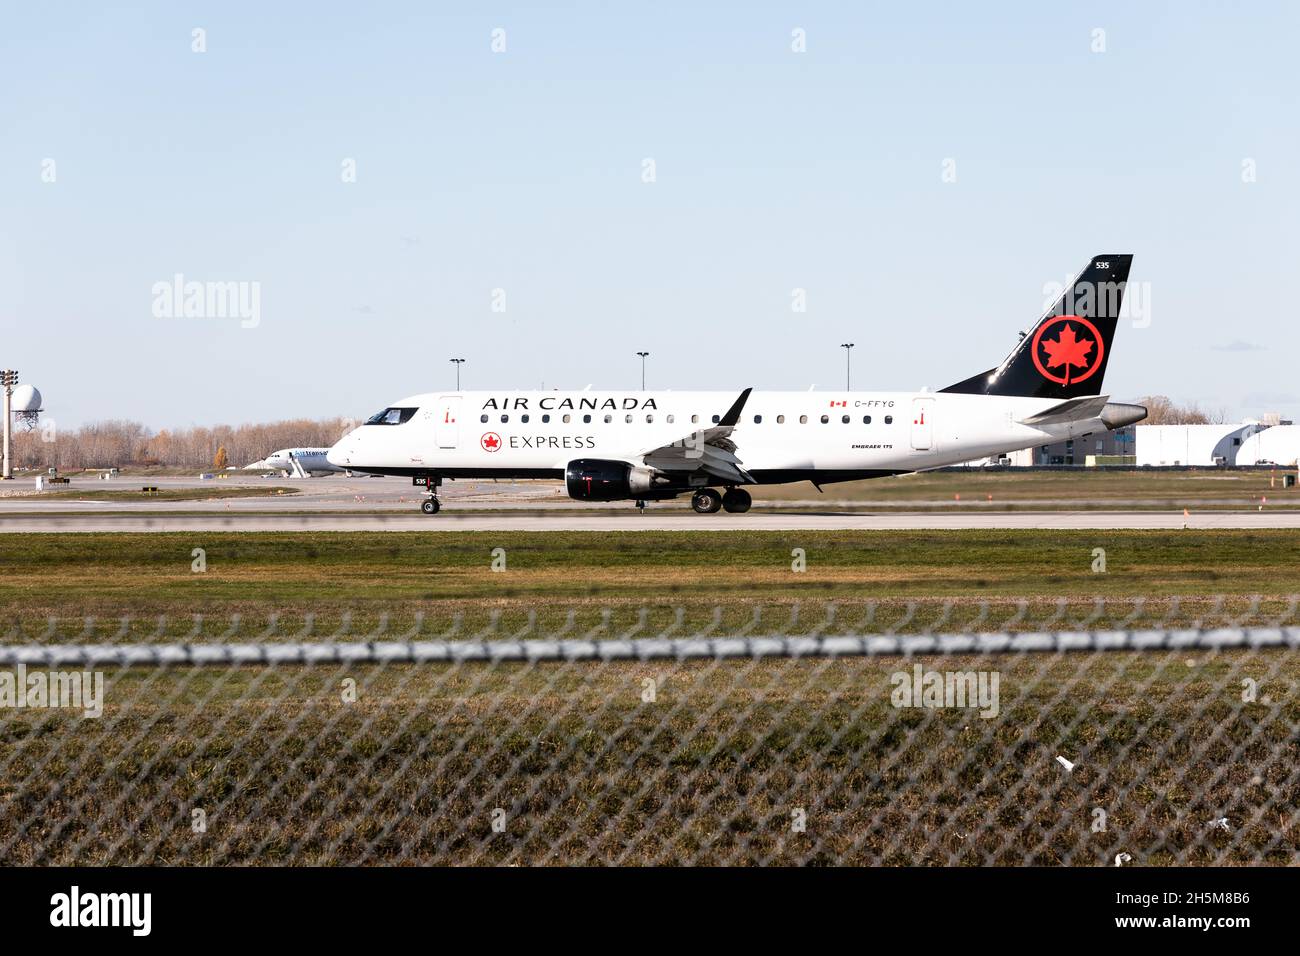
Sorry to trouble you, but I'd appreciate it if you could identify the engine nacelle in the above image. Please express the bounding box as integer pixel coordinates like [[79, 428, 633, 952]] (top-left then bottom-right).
[[565, 459, 677, 501]]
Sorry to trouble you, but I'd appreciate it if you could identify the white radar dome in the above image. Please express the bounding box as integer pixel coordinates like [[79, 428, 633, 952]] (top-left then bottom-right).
[[11, 384, 42, 412]]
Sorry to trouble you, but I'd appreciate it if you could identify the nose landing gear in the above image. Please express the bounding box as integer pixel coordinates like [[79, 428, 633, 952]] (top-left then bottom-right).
[[416, 476, 442, 515]]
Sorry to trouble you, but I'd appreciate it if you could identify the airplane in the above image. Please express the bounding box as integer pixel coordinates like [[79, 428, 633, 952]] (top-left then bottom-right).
[[328, 254, 1147, 515], [250, 447, 345, 477]]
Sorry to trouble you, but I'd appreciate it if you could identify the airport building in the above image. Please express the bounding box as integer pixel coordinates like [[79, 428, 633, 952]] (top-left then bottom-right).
[[994, 425, 1136, 467], [1135, 423, 1266, 467], [985, 420, 1300, 468], [1135, 421, 1300, 467], [1236, 424, 1300, 466]]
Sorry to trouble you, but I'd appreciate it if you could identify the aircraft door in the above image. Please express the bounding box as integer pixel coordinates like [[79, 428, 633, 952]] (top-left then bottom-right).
[[910, 397, 934, 451], [435, 396, 461, 449]]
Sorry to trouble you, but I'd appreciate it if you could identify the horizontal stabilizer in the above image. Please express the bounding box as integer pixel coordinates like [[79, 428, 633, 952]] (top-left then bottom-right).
[[1018, 397, 1148, 431], [1018, 395, 1111, 426]]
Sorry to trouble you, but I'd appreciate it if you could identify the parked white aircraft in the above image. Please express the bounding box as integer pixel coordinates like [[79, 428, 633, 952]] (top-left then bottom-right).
[[329, 255, 1146, 514], [252, 448, 343, 477]]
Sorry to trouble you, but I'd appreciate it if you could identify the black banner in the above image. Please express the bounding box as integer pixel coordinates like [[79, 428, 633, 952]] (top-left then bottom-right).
[[0, 866, 1278, 943]]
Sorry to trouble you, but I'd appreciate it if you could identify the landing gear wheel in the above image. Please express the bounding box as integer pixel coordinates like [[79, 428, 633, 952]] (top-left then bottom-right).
[[691, 489, 723, 514], [421, 497, 441, 515], [721, 488, 752, 513]]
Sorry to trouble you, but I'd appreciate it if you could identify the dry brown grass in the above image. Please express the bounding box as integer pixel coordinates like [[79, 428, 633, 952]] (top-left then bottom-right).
[[2, 652, 1295, 865]]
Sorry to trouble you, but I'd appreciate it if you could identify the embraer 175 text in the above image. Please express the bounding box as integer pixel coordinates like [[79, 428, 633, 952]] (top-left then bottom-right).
[[328, 255, 1147, 515]]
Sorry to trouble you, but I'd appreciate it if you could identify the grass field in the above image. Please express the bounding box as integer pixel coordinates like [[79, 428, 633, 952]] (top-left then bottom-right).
[[753, 468, 1300, 509], [3, 651, 1295, 865], [3, 528, 1297, 866], [2, 529, 1298, 637]]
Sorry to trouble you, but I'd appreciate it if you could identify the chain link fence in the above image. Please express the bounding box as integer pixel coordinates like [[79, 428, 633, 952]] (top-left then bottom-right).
[[1, 597, 1297, 865]]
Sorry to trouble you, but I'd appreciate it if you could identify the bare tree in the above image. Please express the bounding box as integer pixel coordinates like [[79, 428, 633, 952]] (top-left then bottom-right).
[[12, 417, 357, 470], [1135, 395, 1219, 425]]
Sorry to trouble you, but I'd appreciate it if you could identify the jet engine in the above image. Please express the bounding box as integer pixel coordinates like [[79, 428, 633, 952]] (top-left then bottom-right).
[[564, 459, 682, 501]]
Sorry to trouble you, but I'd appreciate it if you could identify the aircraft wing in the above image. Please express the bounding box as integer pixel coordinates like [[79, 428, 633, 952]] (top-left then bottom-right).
[[1017, 394, 1110, 426], [638, 387, 755, 484]]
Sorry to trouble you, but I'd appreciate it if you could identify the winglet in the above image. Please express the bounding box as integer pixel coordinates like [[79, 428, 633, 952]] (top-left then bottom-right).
[[718, 388, 753, 427]]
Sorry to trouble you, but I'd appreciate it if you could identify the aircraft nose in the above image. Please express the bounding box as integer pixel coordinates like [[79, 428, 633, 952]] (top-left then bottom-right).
[[326, 440, 351, 468]]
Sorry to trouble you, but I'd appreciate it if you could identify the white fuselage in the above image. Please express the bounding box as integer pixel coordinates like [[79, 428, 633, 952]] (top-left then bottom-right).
[[327, 389, 1109, 482], [260, 448, 343, 475]]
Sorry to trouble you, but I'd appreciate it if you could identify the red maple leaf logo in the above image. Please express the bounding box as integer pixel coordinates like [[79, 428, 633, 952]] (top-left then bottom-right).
[[481, 432, 501, 451], [1033, 319, 1102, 386]]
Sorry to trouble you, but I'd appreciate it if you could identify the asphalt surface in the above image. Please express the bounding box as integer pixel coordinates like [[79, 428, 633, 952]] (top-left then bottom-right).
[[3, 512, 1299, 532], [3, 473, 1298, 531], [0, 474, 560, 512]]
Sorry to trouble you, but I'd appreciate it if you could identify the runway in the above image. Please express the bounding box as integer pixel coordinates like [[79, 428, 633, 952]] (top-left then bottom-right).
[[4, 511, 1300, 532], [4, 473, 1299, 531]]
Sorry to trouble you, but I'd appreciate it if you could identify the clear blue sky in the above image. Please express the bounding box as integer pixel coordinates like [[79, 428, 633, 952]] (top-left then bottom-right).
[[2, 2, 1297, 428]]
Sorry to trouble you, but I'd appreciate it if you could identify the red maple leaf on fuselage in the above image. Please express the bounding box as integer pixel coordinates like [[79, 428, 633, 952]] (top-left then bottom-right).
[[1040, 323, 1095, 385]]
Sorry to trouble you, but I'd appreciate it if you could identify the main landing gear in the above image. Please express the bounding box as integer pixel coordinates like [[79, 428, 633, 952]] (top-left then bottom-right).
[[690, 489, 721, 514], [722, 487, 752, 513], [690, 487, 752, 514]]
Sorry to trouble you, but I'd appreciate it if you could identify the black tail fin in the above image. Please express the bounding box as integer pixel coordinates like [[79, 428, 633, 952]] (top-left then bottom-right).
[[941, 254, 1133, 399]]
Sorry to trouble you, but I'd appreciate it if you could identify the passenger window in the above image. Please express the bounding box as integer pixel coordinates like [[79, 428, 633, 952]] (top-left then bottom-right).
[[863, 415, 871, 424], [884, 415, 893, 424], [583, 414, 591, 423], [842, 415, 850, 424], [820, 415, 829, 424], [480, 414, 489, 423], [563, 414, 571, 423], [501, 414, 509, 423], [753, 414, 762, 424], [521, 414, 530, 423], [625, 414, 633, 423], [799, 415, 808, 424], [604, 414, 612, 423], [542, 414, 550, 423], [646, 414, 654, 423], [711, 415, 720, 424], [691, 414, 699, 424], [776, 414, 785, 424], [667, 414, 675, 424]]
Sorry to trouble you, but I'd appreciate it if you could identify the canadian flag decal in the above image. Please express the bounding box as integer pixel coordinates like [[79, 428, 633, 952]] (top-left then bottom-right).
[[829, 400, 847, 407]]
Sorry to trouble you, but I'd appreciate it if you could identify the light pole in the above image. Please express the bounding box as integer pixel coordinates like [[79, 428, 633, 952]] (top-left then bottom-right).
[[450, 358, 465, 391], [636, 351, 649, 390], [1, 369, 16, 480], [840, 343, 854, 391]]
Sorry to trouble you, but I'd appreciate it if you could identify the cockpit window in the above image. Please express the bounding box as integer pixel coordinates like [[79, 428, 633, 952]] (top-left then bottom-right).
[[364, 406, 418, 425]]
